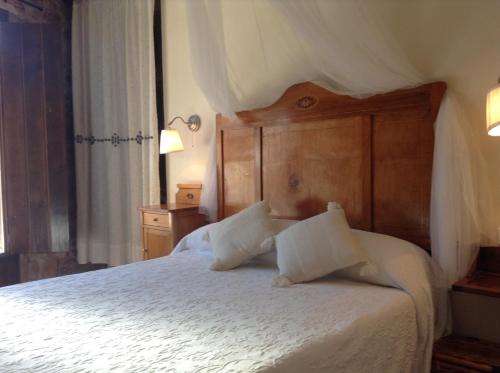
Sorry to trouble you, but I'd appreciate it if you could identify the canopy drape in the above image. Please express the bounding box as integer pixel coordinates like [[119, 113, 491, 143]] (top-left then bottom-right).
[[72, 0, 159, 266], [183, 0, 495, 284]]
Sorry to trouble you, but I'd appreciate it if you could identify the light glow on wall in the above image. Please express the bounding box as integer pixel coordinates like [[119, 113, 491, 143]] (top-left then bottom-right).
[[486, 83, 500, 136]]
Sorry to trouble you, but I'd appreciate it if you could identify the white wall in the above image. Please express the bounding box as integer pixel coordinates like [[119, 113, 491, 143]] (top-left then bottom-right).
[[164, 0, 500, 224], [163, 0, 216, 202]]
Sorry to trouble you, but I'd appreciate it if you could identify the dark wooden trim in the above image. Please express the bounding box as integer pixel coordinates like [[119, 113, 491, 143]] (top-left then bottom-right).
[[453, 272, 500, 299], [368, 114, 375, 232], [216, 115, 224, 220], [254, 127, 262, 202], [361, 115, 372, 231], [139, 203, 201, 213], [62, 0, 77, 256], [433, 335, 500, 371], [217, 82, 446, 129], [0, 22, 6, 255], [453, 246, 500, 299], [154, 0, 166, 204]]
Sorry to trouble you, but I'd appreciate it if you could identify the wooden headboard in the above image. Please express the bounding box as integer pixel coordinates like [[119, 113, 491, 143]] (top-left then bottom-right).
[[216, 82, 446, 250]]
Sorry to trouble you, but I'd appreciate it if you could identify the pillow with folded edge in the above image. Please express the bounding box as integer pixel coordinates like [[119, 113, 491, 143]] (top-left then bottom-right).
[[326, 202, 393, 287], [207, 200, 278, 271]]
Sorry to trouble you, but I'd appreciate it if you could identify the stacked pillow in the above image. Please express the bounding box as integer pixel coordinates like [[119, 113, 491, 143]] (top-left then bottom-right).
[[205, 200, 374, 286], [207, 200, 278, 271]]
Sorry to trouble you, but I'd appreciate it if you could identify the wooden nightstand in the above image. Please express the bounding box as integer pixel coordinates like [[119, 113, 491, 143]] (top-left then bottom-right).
[[432, 335, 500, 372], [451, 246, 500, 343], [139, 203, 206, 260]]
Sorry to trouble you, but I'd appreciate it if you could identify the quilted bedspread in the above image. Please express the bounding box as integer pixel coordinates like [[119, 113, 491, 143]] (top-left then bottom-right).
[[0, 252, 418, 373]]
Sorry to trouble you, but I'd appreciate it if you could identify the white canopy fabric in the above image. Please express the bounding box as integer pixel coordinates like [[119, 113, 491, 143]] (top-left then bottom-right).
[[181, 0, 496, 291]]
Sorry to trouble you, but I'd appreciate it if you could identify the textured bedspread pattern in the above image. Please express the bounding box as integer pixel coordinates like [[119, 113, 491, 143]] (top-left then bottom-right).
[[0, 252, 418, 373]]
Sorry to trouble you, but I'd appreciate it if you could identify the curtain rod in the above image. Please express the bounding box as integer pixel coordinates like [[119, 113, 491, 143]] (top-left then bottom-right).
[[18, 0, 43, 12]]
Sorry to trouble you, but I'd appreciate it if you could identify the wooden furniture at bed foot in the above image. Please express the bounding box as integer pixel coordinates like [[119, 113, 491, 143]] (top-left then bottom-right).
[[140, 204, 206, 260], [432, 335, 500, 372], [452, 246, 500, 343]]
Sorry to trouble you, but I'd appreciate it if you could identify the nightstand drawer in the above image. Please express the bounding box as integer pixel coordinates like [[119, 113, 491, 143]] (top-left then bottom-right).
[[432, 356, 489, 372], [433, 335, 500, 373], [143, 212, 169, 228]]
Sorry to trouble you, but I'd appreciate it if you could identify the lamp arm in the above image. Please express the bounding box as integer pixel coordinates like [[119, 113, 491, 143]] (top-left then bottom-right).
[[165, 114, 201, 132], [166, 116, 187, 128]]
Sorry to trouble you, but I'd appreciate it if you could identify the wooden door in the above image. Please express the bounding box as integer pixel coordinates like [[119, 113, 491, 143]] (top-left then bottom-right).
[[0, 21, 75, 282]]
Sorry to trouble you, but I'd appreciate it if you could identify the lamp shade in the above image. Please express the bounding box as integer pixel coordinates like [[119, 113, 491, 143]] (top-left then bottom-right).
[[487, 84, 500, 136], [160, 129, 184, 154]]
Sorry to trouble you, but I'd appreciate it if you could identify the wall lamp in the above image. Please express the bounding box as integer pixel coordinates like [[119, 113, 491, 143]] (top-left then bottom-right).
[[160, 114, 201, 154], [487, 78, 500, 136]]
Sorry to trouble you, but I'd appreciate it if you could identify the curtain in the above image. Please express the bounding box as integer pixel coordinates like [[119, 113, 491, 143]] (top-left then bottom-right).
[[72, 0, 159, 266]]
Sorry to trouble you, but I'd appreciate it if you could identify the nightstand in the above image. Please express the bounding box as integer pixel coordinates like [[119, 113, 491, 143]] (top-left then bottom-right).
[[139, 203, 206, 260], [432, 335, 500, 372], [452, 246, 500, 343]]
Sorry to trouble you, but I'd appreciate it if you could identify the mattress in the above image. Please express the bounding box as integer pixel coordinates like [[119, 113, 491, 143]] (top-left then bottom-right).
[[0, 251, 419, 373]]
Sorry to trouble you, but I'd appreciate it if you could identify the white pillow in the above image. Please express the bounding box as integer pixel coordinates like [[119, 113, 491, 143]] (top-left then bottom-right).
[[273, 208, 370, 285], [334, 229, 424, 288], [183, 223, 216, 257], [208, 201, 277, 271]]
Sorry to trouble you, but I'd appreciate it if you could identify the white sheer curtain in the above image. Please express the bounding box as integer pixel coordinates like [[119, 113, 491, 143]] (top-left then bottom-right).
[[186, 1, 495, 283], [72, 0, 159, 266]]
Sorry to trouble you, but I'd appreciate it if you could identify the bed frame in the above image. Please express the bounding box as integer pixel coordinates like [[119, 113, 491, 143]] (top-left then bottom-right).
[[216, 82, 446, 251]]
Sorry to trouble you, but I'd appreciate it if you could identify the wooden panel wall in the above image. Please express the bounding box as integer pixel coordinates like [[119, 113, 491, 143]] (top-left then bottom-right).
[[0, 6, 76, 284], [217, 127, 259, 217], [373, 108, 434, 248], [262, 116, 371, 229]]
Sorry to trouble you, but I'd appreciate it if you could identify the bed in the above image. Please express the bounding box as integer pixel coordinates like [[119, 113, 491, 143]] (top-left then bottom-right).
[[1, 245, 442, 373], [0, 81, 447, 373]]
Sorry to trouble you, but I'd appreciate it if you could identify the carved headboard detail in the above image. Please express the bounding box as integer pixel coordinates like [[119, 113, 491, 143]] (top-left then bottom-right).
[[216, 82, 446, 250]]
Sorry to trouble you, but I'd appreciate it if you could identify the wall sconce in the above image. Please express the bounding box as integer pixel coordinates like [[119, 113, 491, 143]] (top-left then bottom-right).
[[160, 114, 201, 154], [487, 78, 500, 136]]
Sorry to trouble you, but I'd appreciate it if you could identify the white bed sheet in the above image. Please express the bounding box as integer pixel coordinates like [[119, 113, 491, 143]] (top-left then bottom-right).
[[0, 251, 419, 373]]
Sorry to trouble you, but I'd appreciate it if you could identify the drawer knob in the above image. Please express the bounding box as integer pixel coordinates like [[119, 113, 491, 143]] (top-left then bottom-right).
[[187, 193, 194, 199], [153, 218, 159, 222]]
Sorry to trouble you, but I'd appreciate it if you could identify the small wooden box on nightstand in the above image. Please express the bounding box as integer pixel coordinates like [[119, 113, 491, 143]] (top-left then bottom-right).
[[139, 203, 206, 260]]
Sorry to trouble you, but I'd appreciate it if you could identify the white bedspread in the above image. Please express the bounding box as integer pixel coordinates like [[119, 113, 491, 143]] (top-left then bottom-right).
[[0, 252, 420, 373]]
